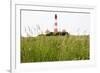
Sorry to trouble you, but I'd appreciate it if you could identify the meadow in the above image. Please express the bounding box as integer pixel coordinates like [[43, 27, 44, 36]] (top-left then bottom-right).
[[21, 35, 90, 63]]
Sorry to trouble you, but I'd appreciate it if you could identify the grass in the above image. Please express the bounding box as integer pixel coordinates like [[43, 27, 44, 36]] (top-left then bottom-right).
[[21, 35, 90, 63]]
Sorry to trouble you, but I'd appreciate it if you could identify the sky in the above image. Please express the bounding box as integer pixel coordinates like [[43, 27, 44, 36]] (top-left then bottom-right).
[[21, 10, 90, 37]]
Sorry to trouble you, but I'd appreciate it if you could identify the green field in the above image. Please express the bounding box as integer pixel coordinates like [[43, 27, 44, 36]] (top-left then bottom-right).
[[21, 35, 90, 63]]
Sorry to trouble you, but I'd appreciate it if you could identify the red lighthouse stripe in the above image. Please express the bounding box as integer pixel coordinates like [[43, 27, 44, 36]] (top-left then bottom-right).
[[55, 14, 57, 19], [54, 28, 58, 32], [55, 22, 57, 26]]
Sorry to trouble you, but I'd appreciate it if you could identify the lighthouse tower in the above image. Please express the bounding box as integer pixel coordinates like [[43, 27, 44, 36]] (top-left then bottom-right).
[[54, 14, 58, 33]]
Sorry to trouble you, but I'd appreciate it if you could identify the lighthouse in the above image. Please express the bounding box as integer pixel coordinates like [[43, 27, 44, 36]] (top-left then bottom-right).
[[54, 14, 58, 33]]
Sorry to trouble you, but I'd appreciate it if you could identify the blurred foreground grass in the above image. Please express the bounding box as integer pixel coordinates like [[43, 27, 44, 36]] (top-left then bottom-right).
[[21, 35, 89, 63]]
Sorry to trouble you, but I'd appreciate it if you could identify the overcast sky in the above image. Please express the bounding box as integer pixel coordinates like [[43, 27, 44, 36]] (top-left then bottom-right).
[[21, 10, 90, 37]]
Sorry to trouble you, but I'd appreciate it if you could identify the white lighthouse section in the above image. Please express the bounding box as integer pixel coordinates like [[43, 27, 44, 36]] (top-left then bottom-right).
[[21, 10, 90, 37]]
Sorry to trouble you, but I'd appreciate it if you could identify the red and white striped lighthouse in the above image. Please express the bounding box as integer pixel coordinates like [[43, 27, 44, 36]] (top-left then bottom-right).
[[54, 14, 58, 32]]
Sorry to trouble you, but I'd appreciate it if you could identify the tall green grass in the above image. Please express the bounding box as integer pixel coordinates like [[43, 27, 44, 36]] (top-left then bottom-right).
[[21, 35, 89, 63]]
